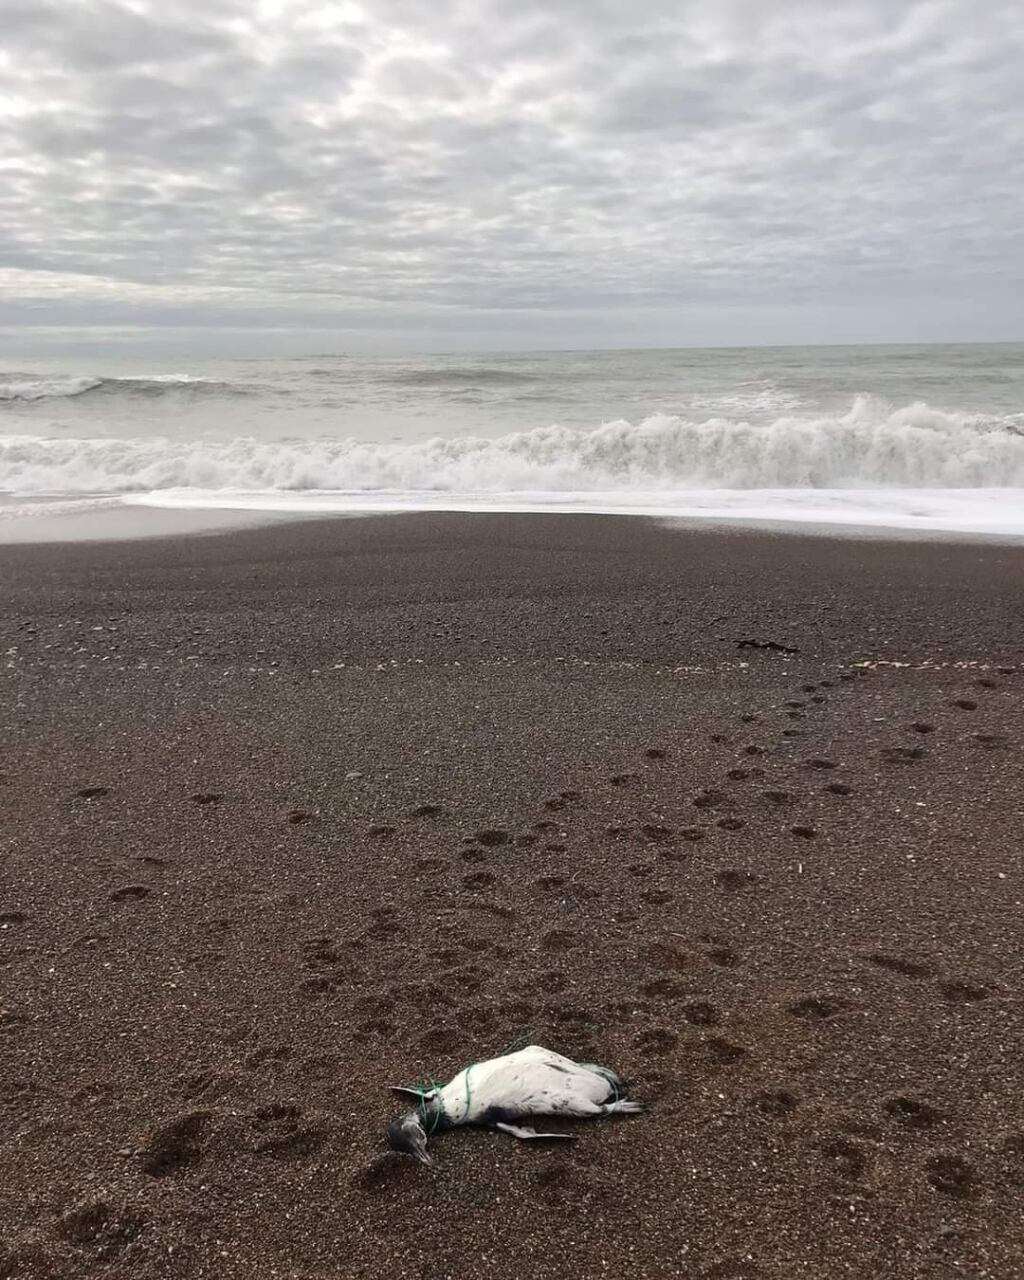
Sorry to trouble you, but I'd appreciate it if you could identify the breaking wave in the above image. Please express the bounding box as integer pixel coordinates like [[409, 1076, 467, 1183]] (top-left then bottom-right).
[[0, 373, 242, 402], [1, 400, 1023, 495]]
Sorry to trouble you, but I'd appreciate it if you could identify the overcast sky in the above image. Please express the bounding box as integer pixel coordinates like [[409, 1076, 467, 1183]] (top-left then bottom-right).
[[2, 0, 1022, 355]]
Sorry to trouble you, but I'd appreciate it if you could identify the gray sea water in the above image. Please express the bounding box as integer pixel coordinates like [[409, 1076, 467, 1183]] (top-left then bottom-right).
[[2, 343, 1023, 536]]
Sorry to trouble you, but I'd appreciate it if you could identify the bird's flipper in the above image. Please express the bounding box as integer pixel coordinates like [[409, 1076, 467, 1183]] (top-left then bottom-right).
[[494, 1122, 575, 1142]]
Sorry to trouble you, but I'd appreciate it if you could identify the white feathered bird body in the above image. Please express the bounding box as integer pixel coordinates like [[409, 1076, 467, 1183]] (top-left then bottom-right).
[[437, 1044, 627, 1125], [387, 1044, 640, 1161]]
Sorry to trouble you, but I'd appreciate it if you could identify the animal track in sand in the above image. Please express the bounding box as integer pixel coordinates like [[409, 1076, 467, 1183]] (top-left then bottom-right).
[[926, 1153, 977, 1199], [951, 699, 978, 711], [108, 885, 151, 903], [693, 789, 727, 810], [461, 871, 496, 892], [628, 863, 654, 877], [762, 790, 794, 806], [287, 809, 315, 824], [715, 869, 758, 893], [0, 911, 27, 926], [609, 774, 638, 788], [881, 746, 925, 763], [785, 711, 805, 720], [788, 996, 844, 1021], [635, 1028, 678, 1056], [701, 1036, 746, 1065], [641, 942, 690, 973], [884, 1096, 943, 1130], [810, 695, 828, 704], [643, 889, 674, 906], [641, 977, 688, 1000], [534, 820, 560, 832], [140, 1112, 210, 1178], [717, 817, 746, 832], [190, 792, 222, 805], [58, 1200, 145, 1255], [536, 874, 567, 890], [973, 733, 1008, 748], [252, 1104, 325, 1161], [790, 825, 816, 839], [706, 945, 741, 969], [645, 748, 668, 759], [475, 829, 510, 847], [910, 722, 935, 734], [752, 1088, 799, 1116], [784, 700, 806, 709], [559, 790, 582, 802], [743, 744, 765, 756], [679, 827, 706, 842], [410, 804, 443, 818], [938, 978, 989, 1003], [781, 729, 806, 738], [802, 758, 837, 771], [419, 1026, 465, 1056], [820, 1137, 868, 1180], [726, 768, 750, 781], [368, 824, 395, 838], [867, 952, 933, 979], [825, 782, 853, 796], [740, 714, 760, 724], [515, 832, 539, 846], [542, 929, 580, 952], [683, 1001, 719, 1026], [641, 823, 675, 843], [414, 857, 448, 873], [76, 786, 109, 799]]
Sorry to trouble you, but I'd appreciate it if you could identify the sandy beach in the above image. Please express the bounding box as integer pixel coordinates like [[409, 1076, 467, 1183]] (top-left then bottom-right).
[[1, 513, 1022, 1279]]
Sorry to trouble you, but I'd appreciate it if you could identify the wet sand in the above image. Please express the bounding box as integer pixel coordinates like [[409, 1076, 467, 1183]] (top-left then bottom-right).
[[1, 513, 1022, 1279]]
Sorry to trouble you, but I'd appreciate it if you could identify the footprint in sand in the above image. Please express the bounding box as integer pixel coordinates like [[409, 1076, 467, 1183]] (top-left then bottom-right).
[[867, 952, 933, 980], [635, 1028, 678, 1056], [951, 699, 978, 711], [693, 789, 727, 811], [410, 804, 444, 818], [717, 817, 746, 832], [108, 885, 151, 903], [641, 823, 675, 843], [683, 1001, 719, 1026], [802, 758, 837, 771], [76, 786, 109, 800], [715, 869, 758, 893], [884, 1096, 943, 1130], [752, 1088, 799, 1116], [475, 829, 511, 847], [881, 746, 925, 763], [461, 871, 497, 892], [190, 792, 222, 806], [938, 978, 989, 1003], [368, 824, 396, 838], [140, 1112, 210, 1178], [825, 782, 853, 796], [820, 1137, 869, 1181], [542, 929, 580, 952], [645, 748, 668, 760], [788, 996, 844, 1021], [925, 1153, 977, 1199], [790, 825, 816, 839]]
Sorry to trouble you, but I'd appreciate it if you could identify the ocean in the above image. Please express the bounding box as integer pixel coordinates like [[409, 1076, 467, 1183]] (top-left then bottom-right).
[[2, 343, 1023, 537]]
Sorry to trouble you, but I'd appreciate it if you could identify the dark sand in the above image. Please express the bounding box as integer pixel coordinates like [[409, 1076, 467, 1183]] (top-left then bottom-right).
[[1, 513, 1022, 1279]]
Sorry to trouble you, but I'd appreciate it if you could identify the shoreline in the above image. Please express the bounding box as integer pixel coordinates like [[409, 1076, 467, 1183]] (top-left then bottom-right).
[[1, 514, 1022, 1278]]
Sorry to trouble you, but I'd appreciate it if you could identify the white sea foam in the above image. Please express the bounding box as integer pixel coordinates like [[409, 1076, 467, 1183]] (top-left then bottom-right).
[[2, 400, 1023, 493]]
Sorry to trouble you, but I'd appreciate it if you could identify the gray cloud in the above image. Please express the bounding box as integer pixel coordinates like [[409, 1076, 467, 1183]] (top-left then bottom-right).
[[1, 0, 1022, 350]]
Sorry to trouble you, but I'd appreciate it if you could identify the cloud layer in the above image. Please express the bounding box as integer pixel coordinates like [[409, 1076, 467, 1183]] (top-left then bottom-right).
[[2, 0, 1022, 349]]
